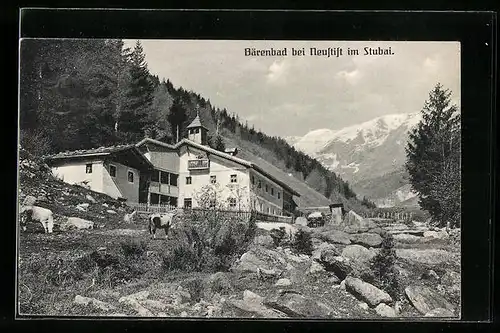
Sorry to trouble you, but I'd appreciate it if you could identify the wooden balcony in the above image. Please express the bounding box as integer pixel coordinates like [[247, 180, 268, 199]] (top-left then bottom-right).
[[149, 181, 179, 196]]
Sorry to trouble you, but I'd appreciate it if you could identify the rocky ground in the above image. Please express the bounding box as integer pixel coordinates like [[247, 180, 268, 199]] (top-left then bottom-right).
[[17, 148, 461, 319]]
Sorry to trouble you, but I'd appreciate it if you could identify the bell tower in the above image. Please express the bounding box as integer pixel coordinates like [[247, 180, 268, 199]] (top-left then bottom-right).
[[186, 110, 209, 145]]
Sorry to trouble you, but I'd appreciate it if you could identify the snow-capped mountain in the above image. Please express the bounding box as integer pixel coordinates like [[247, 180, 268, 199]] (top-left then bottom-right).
[[287, 113, 422, 207]]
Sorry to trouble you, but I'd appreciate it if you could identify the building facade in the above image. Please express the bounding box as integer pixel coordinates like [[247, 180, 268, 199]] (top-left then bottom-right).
[[135, 115, 300, 216], [45, 145, 154, 203]]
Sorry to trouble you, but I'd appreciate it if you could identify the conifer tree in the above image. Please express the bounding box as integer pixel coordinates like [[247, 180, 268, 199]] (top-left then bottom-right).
[[405, 83, 461, 228], [167, 96, 188, 143]]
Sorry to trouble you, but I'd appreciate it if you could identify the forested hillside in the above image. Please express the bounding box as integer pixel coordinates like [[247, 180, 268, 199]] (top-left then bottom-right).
[[19, 39, 374, 211]]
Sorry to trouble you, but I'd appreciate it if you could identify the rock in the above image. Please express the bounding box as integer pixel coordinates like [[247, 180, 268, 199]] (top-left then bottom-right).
[[102, 203, 109, 207], [60, 217, 94, 231], [253, 235, 275, 248], [275, 278, 292, 286], [118, 297, 153, 316], [119, 290, 150, 302], [86, 194, 97, 203], [307, 261, 325, 274], [295, 216, 308, 226], [107, 209, 117, 214], [344, 277, 392, 307], [341, 245, 376, 264], [264, 292, 333, 318], [358, 302, 369, 310], [368, 227, 385, 235], [312, 242, 338, 261], [375, 303, 397, 317], [423, 230, 449, 240], [243, 290, 265, 304], [74, 295, 115, 312], [404, 285, 455, 315], [225, 299, 287, 318], [180, 311, 188, 317], [173, 289, 191, 305], [396, 249, 455, 265], [140, 299, 168, 311], [232, 247, 287, 276], [328, 275, 341, 284], [421, 269, 440, 280], [319, 252, 353, 280], [76, 203, 90, 211], [156, 312, 168, 317], [315, 228, 351, 245], [350, 233, 383, 248], [425, 308, 455, 317]]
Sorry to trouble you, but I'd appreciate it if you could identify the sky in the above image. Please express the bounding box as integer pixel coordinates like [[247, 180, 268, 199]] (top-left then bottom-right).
[[124, 40, 460, 138]]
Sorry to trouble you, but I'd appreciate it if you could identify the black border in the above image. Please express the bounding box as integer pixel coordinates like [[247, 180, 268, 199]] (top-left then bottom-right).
[[6, 7, 497, 332]]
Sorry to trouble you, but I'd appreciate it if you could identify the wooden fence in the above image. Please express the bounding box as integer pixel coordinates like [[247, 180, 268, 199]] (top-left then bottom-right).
[[127, 203, 293, 223], [363, 211, 413, 221], [128, 203, 177, 214]]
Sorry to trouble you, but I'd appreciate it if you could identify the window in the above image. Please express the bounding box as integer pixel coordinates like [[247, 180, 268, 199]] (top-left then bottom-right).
[[184, 198, 192, 209], [228, 197, 237, 208], [258, 181, 262, 189], [151, 170, 159, 182], [265, 185, 268, 192], [251, 175, 255, 185], [195, 128, 200, 134], [109, 165, 116, 177], [186, 176, 192, 185], [210, 175, 217, 184], [127, 171, 134, 183], [267, 207, 270, 214], [230, 174, 237, 183], [271, 187, 274, 196], [170, 174, 178, 186], [278, 192, 281, 199], [160, 172, 169, 184], [85, 163, 92, 174]]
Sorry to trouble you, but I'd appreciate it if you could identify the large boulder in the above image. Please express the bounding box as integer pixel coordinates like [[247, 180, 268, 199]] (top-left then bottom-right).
[[344, 210, 364, 225], [404, 285, 455, 315], [344, 277, 393, 307], [375, 303, 397, 318], [314, 228, 351, 245], [225, 299, 287, 318], [252, 235, 275, 248], [60, 217, 94, 231], [350, 233, 383, 248], [312, 242, 339, 261], [341, 245, 376, 264], [264, 292, 334, 318], [440, 270, 461, 295], [319, 252, 353, 280], [231, 247, 287, 277]]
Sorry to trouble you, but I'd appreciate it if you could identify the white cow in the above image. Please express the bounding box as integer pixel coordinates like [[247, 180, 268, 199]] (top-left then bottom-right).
[[148, 210, 182, 239], [20, 205, 54, 233]]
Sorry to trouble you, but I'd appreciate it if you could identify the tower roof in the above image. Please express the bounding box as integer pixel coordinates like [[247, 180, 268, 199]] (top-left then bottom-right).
[[186, 114, 209, 130]]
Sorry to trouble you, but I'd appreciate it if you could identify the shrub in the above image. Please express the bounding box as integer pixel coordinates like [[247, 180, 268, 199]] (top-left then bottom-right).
[[161, 211, 256, 272], [291, 229, 313, 255], [120, 238, 147, 258], [269, 227, 287, 247], [369, 232, 403, 299]]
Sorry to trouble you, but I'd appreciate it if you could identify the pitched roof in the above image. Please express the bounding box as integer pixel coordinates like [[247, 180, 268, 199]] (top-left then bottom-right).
[[43, 144, 135, 160], [135, 137, 300, 197], [43, 144, 154, 170], [186, 115, 209, 130]]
